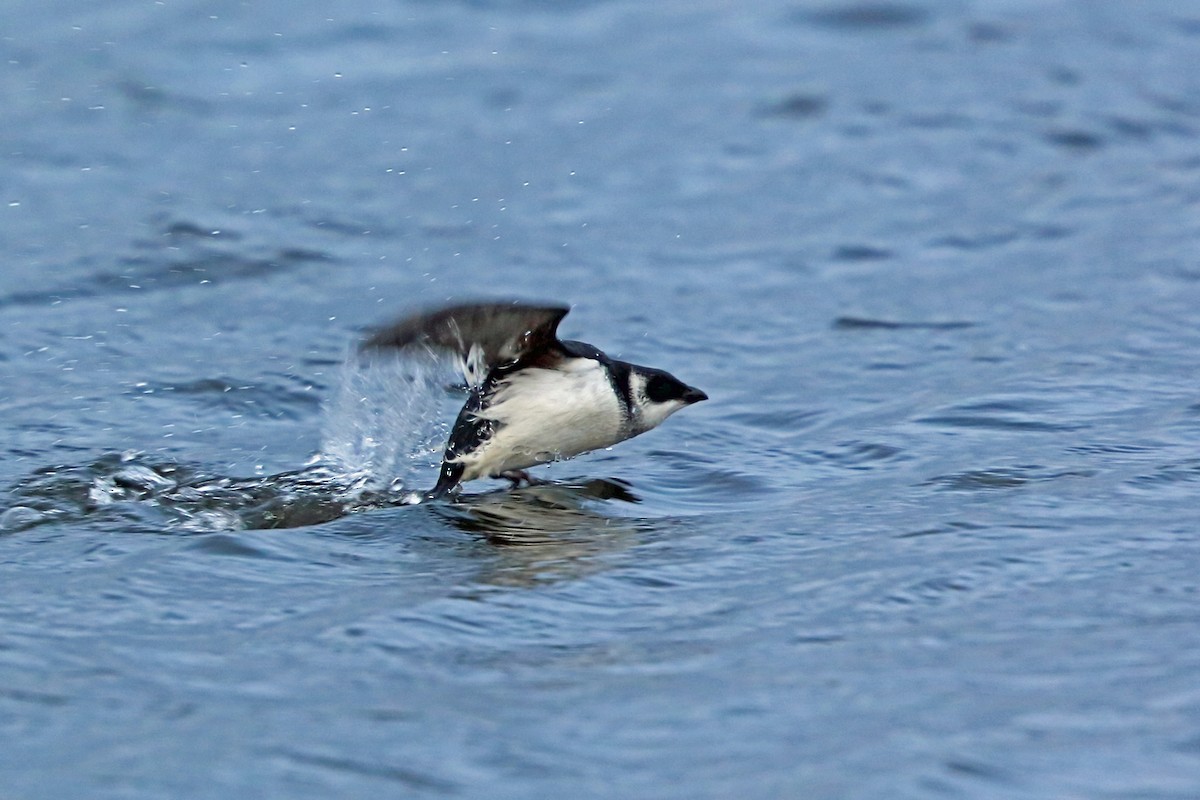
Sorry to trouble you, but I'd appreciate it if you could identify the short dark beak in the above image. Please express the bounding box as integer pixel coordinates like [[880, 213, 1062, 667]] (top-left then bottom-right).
[[682, 386, 708, 404]]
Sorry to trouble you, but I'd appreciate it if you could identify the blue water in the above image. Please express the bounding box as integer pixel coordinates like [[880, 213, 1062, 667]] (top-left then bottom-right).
[[4, 1, 1200, 797]]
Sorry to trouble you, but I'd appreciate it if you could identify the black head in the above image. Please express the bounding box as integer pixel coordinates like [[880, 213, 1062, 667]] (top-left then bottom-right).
[[626, 366, 707, 433], [643, 370, 708, 405]]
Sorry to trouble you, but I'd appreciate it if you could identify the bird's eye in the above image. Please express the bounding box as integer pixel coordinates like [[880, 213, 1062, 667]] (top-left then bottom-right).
[[645, 374, 679, 403]]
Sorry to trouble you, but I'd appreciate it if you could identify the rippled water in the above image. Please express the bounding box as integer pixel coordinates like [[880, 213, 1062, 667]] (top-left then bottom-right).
[[4, 1, 1200, 797]]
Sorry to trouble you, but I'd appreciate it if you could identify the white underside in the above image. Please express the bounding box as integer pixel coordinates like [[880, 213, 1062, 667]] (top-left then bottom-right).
[[451, 359, 627, 481]]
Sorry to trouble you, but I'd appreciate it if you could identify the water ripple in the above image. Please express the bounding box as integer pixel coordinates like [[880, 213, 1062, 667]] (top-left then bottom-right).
[[128, 375, 323, 420], [831, 244, 894, 263], [0, 217, 333, 309], [922, 466, 1097, 492], [183, 533, 295, 560], [756, 93, 829, 120], [795, 3, 931, 31], [916, 399, 1086, 433], [808, 440, 906, 470], [1125, 459, 1200, 491], [270, 749, 458, 794], [834, 316, 975, 331]]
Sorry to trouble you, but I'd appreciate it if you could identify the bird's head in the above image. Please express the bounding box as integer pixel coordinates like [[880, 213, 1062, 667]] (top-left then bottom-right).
[[626, 366, 707, 434]]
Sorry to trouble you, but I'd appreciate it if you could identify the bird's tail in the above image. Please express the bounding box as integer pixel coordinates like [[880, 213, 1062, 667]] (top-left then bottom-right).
[[422, 462, 464, 502]]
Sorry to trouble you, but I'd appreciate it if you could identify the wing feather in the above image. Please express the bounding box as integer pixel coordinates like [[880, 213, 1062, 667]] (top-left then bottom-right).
[[360, 300, 569, 385]]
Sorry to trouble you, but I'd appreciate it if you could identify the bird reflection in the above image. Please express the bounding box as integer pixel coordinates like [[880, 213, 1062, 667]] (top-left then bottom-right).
[[434, 478, 643, 587]]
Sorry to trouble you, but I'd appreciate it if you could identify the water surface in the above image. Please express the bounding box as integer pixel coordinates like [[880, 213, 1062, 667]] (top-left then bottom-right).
[[4, 1, 1200, 797]]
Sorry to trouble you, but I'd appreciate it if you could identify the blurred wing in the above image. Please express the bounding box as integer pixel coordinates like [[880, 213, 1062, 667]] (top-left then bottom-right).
[[360, 301, 570, 386]]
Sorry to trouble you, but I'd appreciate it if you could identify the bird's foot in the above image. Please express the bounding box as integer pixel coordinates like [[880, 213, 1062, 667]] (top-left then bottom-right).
[[498, 470, 545, 489]]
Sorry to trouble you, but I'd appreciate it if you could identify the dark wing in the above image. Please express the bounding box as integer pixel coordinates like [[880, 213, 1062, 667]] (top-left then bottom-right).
[[360, 300, 570, 385]]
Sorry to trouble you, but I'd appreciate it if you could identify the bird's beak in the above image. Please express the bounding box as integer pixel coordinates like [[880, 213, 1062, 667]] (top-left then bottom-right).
[[682, 386, 708, 404]]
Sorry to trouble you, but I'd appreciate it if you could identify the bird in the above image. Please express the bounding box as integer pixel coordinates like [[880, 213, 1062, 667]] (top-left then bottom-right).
[[360, 300, 707, 500]]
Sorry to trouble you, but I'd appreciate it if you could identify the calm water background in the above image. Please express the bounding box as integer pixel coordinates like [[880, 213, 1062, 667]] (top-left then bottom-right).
[[4, 0, 1200, 797]]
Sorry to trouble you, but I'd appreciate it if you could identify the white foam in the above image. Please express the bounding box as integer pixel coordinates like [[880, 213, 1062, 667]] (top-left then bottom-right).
[[316, 350, 457, 491]]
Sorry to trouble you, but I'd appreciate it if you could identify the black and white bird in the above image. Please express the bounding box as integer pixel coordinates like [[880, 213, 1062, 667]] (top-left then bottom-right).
[[360, 301, 707, 500]]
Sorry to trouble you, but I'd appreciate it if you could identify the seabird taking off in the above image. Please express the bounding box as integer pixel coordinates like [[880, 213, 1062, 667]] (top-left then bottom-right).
[[360, 301, 707, 500]]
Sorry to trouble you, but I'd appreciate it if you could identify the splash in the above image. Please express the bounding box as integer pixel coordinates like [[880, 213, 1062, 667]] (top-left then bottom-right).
[[2, 351, 462, 533], [315, 350, 458, 492]]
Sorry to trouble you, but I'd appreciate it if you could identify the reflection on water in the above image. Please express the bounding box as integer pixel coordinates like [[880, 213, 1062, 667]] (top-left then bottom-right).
[[443, 477, 640, 542], [437, 479, 643, 587]]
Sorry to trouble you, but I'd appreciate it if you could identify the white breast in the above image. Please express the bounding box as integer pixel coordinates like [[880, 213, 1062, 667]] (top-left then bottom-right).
[[452, 358, 627, 481]]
